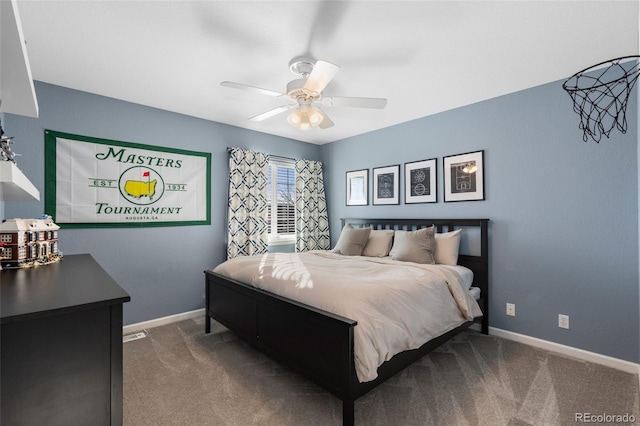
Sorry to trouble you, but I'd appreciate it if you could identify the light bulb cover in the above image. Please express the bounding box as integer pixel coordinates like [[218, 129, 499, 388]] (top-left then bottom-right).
[[287, 109, 302, 126], [308, 107, 324, 126]]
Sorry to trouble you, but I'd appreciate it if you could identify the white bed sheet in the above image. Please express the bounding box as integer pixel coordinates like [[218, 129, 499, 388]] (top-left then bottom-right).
[[213, 251, 482, 383], [434, 264, 474, 289], [469, 286, 481, 300]]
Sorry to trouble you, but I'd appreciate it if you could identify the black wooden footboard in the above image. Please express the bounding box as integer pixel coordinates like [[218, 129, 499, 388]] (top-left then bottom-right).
[[205, 270, 359, 421]]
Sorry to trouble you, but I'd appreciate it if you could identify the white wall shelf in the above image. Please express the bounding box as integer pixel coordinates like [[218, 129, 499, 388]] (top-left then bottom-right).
[[1, 0, 39, 117], [0, 161, 39, 201]]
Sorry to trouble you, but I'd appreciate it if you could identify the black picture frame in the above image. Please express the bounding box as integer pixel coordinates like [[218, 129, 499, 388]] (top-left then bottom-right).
[[404, 158, 437, 204], [346, 169, 368, 206], [373, 164, 400, 205], [443, 150, 485, 202]]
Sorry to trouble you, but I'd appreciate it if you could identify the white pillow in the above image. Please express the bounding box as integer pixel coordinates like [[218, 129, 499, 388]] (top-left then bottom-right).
[[362, 229, 395, 257], [389, 226, 435, 264], [332, 224, 371, 256], [434, 229, 462, 265]]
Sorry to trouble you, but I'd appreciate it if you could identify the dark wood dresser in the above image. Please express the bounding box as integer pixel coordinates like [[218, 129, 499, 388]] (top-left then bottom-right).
[[1, 254, 131, 425]]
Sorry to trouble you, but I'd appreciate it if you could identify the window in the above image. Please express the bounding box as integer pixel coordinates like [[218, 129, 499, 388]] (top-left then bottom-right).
[[267, 159, 295, 244], [0, 234, 12, 243]]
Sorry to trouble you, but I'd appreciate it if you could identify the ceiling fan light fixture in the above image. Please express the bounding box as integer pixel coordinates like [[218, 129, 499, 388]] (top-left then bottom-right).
[[287, 105, 324, 130], [222, 57, 386, 132]]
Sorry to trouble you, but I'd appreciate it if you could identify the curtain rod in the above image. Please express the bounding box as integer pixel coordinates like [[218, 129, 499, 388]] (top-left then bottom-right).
[[226, 147, 295, 162]]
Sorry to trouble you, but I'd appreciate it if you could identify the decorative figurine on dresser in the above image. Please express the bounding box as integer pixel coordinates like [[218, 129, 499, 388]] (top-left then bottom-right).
[[0, 215, 62, 268]]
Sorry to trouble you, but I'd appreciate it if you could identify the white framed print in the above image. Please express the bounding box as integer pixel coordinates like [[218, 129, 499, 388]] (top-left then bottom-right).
[[443, 150, 485, 202], [404, 158, 437, 203], [346, 169, 368, 206], [373, 164, 400, 205]]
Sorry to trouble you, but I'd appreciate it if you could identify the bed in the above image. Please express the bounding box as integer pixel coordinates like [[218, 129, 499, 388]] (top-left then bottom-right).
[[204, 218, 489, 425]]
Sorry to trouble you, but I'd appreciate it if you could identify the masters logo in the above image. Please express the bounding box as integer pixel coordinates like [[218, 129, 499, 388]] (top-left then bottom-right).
[[118, 166, 165, 205]]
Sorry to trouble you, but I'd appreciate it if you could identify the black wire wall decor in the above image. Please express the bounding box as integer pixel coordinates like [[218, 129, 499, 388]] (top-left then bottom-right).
[[563, 55, 639, 143]]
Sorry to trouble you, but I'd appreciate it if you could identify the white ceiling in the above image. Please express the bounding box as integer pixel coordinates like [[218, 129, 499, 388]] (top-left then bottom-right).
[[15, 1, 640, 145]]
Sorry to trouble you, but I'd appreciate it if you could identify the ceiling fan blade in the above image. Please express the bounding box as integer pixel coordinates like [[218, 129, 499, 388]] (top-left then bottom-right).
[[304, 60, 340, 94], [221, 81, 284, 98], [318, 109, 335, 129], [323, 96, 387, 109], [248, 106, 291, 122]]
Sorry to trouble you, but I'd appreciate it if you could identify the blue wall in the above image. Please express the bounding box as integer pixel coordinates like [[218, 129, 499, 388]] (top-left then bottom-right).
[[321, 78, 639, 363], [4, 82, 321, 325]]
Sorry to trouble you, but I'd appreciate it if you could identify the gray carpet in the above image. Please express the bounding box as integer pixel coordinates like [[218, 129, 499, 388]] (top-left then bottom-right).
[[123, 318, 639, 425]]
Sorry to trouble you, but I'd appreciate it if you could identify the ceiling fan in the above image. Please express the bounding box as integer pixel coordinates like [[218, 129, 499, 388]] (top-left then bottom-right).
[[221, 57, 387, 130]]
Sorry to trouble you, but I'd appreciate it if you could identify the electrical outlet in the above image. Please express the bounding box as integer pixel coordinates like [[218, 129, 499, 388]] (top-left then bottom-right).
[[506, 303, 515, 316], [559, 314, 569, 329]]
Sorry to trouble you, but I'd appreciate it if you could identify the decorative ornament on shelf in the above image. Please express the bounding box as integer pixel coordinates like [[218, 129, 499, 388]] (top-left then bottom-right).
[[0, 118, 19, 164]]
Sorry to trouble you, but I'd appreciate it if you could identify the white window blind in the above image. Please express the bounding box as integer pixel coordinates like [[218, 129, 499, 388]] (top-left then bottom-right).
[[267, 158, 295, 244]]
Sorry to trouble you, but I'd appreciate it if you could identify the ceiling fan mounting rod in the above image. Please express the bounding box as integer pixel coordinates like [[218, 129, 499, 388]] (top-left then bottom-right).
[[289, 57, 315, 77]]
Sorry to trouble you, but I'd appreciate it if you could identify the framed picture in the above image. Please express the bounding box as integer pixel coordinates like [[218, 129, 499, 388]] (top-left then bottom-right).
[[404, 158, 437, 203], [346, 169, 368, 206], [443, 150, 485, 202], [373, 164, 400, 205]]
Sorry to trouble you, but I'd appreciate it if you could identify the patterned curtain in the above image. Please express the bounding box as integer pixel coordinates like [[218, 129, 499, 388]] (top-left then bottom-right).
[[295, 158, 330, 252], [226, 148, 269, 259]]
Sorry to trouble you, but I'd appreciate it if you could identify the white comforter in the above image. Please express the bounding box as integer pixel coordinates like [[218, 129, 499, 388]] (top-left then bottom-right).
[[212, 251, 483, 382]]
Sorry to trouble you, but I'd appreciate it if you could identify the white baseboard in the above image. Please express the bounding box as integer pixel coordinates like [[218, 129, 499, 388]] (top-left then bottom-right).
[[489, 327, 639, 375], [123, 308, 204, 335]]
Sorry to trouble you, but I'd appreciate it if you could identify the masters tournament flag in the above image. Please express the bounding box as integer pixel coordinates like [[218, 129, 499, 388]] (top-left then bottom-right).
[[44, 130, 211, 228]]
